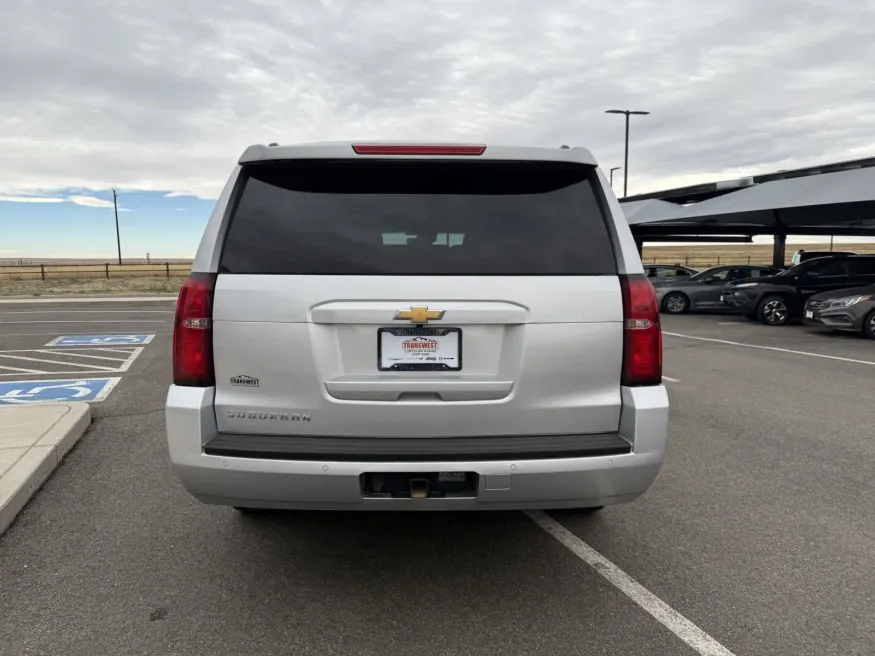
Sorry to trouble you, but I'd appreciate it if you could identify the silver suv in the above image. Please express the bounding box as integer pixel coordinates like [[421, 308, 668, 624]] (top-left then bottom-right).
[[165, 142, 669, 512]]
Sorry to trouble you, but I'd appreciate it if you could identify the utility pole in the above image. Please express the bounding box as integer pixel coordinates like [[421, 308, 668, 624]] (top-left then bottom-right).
[[605, 109, 651, 197], [112, 189, 122, 265]]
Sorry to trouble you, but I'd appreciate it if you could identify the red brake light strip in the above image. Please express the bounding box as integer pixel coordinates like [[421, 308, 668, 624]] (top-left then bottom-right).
[[352, 144, 486, 156]]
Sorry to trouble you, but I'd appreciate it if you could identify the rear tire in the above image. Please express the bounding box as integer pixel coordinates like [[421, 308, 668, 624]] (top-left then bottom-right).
[[233, 506, 264, 514], [863, 309, 875, 340], [757, 295, 791, 326], [570, 505, 604, 514], [662, 292, 689, 315]]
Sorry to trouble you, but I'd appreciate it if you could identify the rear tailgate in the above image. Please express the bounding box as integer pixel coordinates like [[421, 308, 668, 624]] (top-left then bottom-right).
[[211, 156, 624, 438]]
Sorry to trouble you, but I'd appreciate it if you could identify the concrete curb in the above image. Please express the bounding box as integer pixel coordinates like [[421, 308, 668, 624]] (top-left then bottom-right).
[[0, 295, 178, 304], [0, 402, 92, 536]]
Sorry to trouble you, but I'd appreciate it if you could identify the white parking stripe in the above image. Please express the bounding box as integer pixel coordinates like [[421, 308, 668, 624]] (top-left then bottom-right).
[[0, 320, 166, 324], [32, 349, 130, 362], [0, 364, 44, 373], [89, 347, 139, 354], [663, 376, 681, 383], [0, 310, 172, 314], [0, 347, 145, 377], [664, 332, 875, 366], [527, 511, 736, 656], [0, 354, 118, 370]]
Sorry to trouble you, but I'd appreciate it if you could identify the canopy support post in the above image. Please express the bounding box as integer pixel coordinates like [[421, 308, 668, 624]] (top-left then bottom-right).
[[773, 233, 787, 267]]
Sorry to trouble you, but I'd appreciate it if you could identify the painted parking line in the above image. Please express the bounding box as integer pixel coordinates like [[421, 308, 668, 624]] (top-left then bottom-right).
[[662, 376, 681, 383], [527, 511, 736, 656], [0, 310, 172, 315], [664, 332, 875, 366], [0, 320, 166, 324], [45, 334, 155, 347], [0, 377, 121, 404], [0, 347, 144, 376]]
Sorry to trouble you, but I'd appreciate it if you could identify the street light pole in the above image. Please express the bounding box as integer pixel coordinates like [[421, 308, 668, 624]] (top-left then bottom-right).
[[609, 167, 622, 187], [605, 109, 650, 198], [112, 189, 122, 265]]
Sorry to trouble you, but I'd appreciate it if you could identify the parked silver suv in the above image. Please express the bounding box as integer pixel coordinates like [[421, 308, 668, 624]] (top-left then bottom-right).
[[165, 142, 669, 512]]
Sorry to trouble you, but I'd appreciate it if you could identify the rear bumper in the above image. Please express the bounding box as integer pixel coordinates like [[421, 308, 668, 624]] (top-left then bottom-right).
[[165, 385, 670, 511]]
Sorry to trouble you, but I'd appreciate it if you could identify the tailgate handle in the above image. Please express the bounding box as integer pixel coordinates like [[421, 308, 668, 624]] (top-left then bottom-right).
[[325, 380, 513, 402]]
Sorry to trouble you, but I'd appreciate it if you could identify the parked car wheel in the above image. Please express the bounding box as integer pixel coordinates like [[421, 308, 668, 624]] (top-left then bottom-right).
[[662, 292, 689, 314], [758, 295, 791, 326], [233, 506, 264, 514], [864, 309, 875, 340]]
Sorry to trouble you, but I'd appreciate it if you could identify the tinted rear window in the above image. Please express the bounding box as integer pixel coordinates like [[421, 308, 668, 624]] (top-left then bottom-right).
[[218, 160, 616, 275]]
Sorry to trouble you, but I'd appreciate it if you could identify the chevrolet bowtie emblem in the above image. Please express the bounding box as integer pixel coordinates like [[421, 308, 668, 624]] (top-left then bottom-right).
[[394, 306, 446, 324]]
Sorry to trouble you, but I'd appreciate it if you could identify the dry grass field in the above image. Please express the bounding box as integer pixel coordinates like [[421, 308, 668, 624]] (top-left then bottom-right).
[[0, 276, 188, 297], [1, 243, 874, 296]]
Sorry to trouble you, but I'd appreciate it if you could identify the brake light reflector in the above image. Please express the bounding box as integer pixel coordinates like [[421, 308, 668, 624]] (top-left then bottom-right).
[[351, 144, 486, 156], [619, 275, 662, 386], [173, 273, 216, 387]]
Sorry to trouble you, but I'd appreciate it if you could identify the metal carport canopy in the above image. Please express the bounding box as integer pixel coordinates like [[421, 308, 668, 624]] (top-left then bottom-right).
[[626, 166, 875, 237]]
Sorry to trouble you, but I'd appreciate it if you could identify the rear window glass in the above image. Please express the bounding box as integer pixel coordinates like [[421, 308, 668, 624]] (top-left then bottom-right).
[[218, 159, 616, 275]]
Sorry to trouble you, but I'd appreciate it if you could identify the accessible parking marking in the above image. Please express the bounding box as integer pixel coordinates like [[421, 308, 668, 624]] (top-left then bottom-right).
[[0, 347, 144, 376], [46, 334, 155, 347], [0, 377, 121, 404]]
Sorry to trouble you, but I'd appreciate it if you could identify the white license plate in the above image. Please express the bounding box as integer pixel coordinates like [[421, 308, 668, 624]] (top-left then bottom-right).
[[805, 310, 814, 319], [378, 327, 462, 371]]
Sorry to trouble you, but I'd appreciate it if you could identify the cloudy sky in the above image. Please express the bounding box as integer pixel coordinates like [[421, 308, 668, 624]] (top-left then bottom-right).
[[2, 0, 874, 258]]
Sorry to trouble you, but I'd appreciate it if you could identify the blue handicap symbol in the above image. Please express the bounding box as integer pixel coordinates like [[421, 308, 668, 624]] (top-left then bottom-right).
[[50, 334, 153, 346], [0, 378, 119, 404]]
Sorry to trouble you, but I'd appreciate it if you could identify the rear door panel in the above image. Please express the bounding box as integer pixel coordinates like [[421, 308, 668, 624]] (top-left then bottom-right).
[[212, 274, 623, 437]]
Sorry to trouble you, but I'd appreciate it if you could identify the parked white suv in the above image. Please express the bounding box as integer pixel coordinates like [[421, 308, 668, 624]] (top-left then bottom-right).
[[165, 142, 669, 512]]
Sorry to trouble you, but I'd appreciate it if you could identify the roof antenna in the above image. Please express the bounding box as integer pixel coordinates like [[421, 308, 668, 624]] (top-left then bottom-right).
[[268, 142, 279, 147], [559, 144, 571, 149]]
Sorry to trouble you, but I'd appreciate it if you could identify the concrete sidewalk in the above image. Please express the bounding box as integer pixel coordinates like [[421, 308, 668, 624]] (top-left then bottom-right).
[[0, 403, 91, 536]]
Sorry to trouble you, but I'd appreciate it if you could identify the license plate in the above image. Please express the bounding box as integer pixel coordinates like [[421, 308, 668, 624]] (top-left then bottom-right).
[[805, 310, 814, 319], [378, 327, 462, 371]]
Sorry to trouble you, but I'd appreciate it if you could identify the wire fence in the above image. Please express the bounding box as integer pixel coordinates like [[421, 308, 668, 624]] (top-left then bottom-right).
[[0, 263, 192, 281], [640, 255, 777, 268]]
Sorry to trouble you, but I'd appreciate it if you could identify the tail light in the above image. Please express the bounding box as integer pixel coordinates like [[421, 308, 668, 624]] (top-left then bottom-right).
[[619, 274, 662, 386], [173, 273, 216, 386], [352, 144, 486, 156]]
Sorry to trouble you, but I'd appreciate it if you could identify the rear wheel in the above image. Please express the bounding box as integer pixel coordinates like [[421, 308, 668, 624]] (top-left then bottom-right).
[[233, 506, 264, 514], [570, 505, 604, 514], [757, 295, 791, 326], [864, 309, 875, 340], [662, 292, 689, 314]]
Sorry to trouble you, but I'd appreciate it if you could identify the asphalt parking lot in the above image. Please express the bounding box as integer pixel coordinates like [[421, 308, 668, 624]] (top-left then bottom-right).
[[0, 301, 873, 656]]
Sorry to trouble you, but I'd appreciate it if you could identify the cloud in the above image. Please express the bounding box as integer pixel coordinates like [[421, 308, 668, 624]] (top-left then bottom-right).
[[0, 195, 64, 203], [0, 0, 874, 199], [67, 195, 114, 208]]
